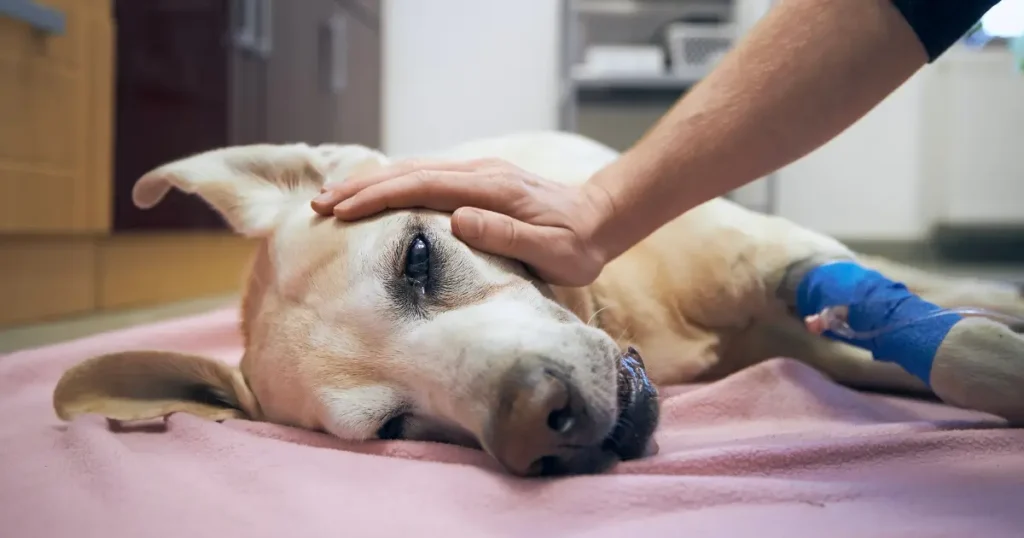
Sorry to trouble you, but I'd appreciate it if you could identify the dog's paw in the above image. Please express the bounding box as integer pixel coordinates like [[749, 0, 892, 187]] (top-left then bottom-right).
[[931, 317, 1024, 423]]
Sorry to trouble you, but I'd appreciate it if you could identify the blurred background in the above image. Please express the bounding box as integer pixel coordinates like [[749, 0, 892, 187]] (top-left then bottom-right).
[[1, 0, 1022, 351]]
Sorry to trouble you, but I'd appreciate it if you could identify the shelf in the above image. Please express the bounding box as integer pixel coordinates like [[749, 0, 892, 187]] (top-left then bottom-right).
[[574, 0, 732, 20], [571, 71, 700, 90]]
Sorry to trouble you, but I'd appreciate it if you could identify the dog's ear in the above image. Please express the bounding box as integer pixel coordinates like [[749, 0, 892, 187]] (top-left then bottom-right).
[[132, 143, 387, 237], [53, 351, 262, 423]]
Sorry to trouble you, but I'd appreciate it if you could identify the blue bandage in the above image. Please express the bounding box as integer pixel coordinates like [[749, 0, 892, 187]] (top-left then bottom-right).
[[795, 261, 962, 385]]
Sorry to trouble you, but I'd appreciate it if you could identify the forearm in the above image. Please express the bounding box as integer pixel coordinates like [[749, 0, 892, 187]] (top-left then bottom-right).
[[585, 0, 928, 262]]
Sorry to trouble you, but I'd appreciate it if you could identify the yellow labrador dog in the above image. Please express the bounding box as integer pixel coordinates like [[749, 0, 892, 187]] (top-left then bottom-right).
[[53, 131, 1024, 477]]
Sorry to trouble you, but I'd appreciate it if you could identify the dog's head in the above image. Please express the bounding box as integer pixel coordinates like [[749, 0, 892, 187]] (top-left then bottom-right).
[[53, 143, 658, 476]]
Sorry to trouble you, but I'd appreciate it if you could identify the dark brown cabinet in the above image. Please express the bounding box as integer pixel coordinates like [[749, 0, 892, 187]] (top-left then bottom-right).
[[113, 0, 381, 231]]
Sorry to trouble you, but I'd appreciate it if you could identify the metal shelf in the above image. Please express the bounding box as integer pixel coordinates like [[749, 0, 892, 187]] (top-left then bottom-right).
[[570, 70, 700, 90]]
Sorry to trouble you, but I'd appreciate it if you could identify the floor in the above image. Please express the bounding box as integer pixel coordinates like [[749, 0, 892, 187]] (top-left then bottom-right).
[[0, 295, 238, 354], [911, 261, 1024, 285], [0, 263, 1021, 355]]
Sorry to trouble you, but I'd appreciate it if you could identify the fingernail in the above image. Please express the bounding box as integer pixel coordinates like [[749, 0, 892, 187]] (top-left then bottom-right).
[[313, 191, 339, 205], [456, 209, 483, 239]]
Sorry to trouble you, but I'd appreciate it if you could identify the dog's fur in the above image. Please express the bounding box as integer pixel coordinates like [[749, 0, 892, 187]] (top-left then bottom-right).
[[52, 132, 1024, 476]]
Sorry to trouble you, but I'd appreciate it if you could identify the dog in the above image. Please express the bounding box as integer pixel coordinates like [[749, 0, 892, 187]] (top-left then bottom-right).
[[52, 131, 1024, 477]]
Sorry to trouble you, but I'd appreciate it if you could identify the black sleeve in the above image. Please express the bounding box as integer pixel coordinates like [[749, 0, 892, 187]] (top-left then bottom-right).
[[890, 0, 1002, 62]]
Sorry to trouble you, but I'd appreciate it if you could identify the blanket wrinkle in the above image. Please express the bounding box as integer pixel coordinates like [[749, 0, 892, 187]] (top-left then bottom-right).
[[2, 308, 1022, 537]]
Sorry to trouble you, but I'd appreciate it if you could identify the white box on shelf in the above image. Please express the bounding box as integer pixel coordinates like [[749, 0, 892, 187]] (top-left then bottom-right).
[[580, 44, 666, 77], [665, 22, 735, 80]]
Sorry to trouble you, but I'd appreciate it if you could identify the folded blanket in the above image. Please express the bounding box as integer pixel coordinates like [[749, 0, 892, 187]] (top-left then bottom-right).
[[1, 308, 1022, 538]]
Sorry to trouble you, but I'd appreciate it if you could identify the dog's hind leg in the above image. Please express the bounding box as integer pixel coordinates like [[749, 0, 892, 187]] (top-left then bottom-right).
[[712, 318, 928, 394], [928, 317, 1024, 422], [855, 254, 1024, 326], [852, 258, 1024, 419], [604, 199, 1024, 419], [777, 254, 1024, 423]]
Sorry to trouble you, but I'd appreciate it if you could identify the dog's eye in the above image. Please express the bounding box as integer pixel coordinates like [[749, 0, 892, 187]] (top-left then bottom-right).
[[377, 414, 406, 440], [404, 235, 430, 287]]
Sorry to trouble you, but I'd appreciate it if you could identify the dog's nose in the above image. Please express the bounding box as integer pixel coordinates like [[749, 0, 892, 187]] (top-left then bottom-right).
[[486, 362, 600, 476]]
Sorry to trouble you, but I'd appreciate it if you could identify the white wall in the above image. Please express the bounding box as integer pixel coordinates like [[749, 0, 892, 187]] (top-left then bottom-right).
[[733, 0, 773, 36], [382, 0, 562, 157], [774, 45, 1024, 240], [927, 46, 1024, 226], [728, 1, 1024, 240], [774, 72, 929, 240]]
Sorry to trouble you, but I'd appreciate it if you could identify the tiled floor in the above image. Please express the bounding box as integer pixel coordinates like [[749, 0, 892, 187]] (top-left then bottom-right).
[[0, 263, 1021, 355]]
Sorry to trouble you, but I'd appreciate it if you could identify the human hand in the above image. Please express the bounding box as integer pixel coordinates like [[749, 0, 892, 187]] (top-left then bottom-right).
[[311, 158, 615, 287]]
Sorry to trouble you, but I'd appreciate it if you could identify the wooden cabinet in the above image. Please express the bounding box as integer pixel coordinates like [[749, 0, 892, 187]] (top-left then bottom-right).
[[264, 0, 381, 146], [0, 0, 113, 233], [113, 0, 382, 231], [111, 0, 232, 231], [0, 1, 382, 327]]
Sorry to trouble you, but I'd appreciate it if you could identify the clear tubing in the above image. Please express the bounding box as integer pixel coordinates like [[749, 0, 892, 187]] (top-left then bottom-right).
[[816, 306, 1024, 340]]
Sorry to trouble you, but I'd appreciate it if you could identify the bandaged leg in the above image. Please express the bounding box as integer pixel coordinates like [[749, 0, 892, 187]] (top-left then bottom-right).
[[781, 259, 1024, 423]]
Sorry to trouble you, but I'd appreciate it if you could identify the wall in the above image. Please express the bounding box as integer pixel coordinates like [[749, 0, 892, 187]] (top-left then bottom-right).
[[926, 45, 1024, 227], [728, 0, 934, 239], [774, 71, 929, 240], [381, 0, 563, 157], [774, 44, 1023, 240]]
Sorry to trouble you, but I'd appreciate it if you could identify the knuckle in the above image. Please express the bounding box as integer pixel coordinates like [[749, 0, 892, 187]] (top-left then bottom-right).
[[506, 175, 531, 200], [501, 216, 519, 249], [481, 158, 519, 177], [494, 174, 528, 204], [399, 157, 429, 169], [471, 155, 499, 169], [482, 169, 508, 185], [393, 158, 431, 178], [409, 168, 436, 187], [480, 157, 507, 170]]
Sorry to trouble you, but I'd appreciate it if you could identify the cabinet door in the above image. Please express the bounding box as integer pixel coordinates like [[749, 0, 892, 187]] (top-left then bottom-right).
[[110, 0, 231, 231], [263, 0, 341, 144], [335, 0, 381, 147], [0, 0, 113, 233], [263, 0, 380, 147], [228, 0, 267, 146]]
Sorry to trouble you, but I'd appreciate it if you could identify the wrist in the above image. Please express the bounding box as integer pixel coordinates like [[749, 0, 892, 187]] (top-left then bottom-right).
[[580, 169, 627, 266], [580, 142, 678, 264]]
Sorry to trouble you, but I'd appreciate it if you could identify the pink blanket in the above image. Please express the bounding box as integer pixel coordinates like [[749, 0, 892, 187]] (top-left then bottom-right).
[[2, 308, 1022, 537]]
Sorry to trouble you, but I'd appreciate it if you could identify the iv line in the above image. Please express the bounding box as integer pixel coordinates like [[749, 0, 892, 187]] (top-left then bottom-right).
[[814, 306, 1024, 340]]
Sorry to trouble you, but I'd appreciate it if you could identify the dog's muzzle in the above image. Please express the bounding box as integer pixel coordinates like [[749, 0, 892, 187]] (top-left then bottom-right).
[[486, 347, 660, 477]]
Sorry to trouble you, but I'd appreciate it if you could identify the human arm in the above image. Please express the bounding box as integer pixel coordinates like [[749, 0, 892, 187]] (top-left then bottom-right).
[[582, 0, 998, 262], [313, 0, 998, 285]]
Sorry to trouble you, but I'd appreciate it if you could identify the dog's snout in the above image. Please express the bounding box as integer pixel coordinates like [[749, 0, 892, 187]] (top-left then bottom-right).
[[537, 370, 574, 434], [486, 362, 604, 476]]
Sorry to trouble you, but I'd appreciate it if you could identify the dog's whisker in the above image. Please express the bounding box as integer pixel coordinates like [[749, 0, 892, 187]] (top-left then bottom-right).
[[587, 306, 612, 327], [616, 325, 634, 344]]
